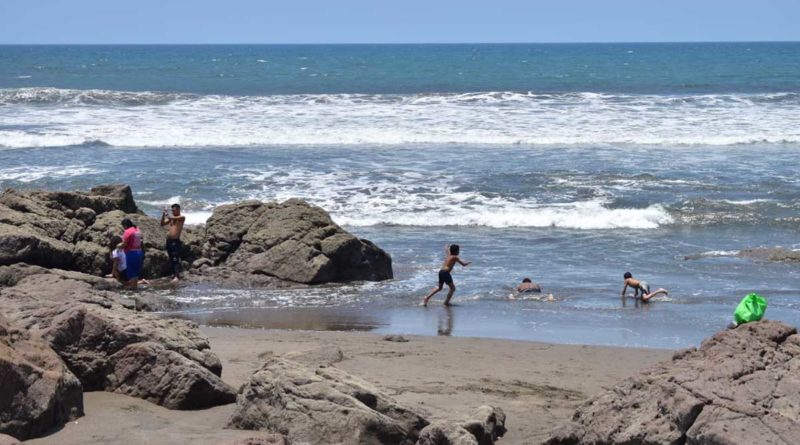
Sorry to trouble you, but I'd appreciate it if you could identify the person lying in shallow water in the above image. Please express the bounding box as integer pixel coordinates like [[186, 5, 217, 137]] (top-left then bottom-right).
[[517, 277, 541, 293], [621, 271, 669, 302]]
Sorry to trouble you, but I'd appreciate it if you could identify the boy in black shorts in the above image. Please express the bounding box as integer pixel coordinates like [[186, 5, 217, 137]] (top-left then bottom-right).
[[423, 244, 471, 306]]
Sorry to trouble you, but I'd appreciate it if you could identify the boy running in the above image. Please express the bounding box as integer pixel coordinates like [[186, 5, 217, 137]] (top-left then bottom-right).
[[423, 244, 471, 307]]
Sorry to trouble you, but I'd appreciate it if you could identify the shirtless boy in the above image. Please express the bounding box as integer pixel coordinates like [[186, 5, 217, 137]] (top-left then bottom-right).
[[621, 271, 668, 302], [160, 203, 186, 282], [423, 244, 471, 307]]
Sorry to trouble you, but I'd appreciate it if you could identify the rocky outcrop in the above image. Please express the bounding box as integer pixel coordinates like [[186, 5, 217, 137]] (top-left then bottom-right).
[[0, 184, 191, 278], [546, 320, 800, 445], [415, 406, 506, 445], [0, 264, 235, 412], [202, 199, 392, 284], [228, 357, 428, 445], [1, 185, 392, 285], [0, 314, 83, 441]]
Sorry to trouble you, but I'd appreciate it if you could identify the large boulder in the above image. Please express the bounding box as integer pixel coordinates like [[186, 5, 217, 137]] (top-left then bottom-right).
[[204, 199, 392, 284], [228, 357, 428, 445], [0, 264, 235, 410], [546, 320, 800, 445], [0, 314, 83, 441]]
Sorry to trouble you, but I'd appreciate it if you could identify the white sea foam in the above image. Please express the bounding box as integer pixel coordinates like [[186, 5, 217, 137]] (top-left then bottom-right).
[[1, 88, 799, 148], [229, 168, 674, 229], [0, 165, 104, 182]]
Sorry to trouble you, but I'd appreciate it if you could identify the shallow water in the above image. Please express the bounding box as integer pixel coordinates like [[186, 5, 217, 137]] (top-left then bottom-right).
[[3, 43, 800, 348]]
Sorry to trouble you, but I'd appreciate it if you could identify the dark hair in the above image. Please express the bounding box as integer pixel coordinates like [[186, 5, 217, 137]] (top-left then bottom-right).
[[522, 278, 532, 283], [121, 218, 136, 229], [171, 203, 180, 210], [109, 235, 122, 250], [624, 272, 632, 279], [449, 244, 460, 255]]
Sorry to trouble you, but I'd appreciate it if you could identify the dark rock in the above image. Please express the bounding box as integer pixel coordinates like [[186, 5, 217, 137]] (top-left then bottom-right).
[[228, 357, 428, 445], [205, 199, 392, 284], [546, 320, 800, 445], [0, 314, 83, 441]]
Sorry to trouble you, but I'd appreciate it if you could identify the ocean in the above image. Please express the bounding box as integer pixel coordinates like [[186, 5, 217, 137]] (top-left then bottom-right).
[[2, 43, 800, 348]]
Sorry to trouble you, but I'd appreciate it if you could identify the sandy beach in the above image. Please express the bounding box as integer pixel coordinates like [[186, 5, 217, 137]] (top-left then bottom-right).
[[27, 327, 671, 445]]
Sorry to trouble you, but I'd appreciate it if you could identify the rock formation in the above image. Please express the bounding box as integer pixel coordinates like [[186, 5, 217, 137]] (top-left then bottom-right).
[[0, 264, 236, 419], [228, 357, 428, 445], [546, 320, 800, 445], [201, 199, 392, 284], [0, 185, 392, 285], [0, 313, 83, 441]]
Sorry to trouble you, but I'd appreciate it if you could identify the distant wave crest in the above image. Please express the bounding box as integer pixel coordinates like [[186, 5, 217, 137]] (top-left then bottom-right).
[[1, 87, 799, 148]]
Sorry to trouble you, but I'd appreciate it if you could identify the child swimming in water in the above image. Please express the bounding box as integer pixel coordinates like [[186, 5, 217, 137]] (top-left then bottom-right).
[[621, 271, 669, 302], [423, 244, 471, 307]]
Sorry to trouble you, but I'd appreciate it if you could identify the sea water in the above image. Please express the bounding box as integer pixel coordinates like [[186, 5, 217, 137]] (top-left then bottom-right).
[[2, 43, 800, 348]]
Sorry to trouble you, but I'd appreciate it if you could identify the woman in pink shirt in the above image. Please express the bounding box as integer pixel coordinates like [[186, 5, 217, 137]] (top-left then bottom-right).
[[121, 218, 144, 289]]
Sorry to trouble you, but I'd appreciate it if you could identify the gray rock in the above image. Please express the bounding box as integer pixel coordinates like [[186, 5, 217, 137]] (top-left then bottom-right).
[[416, 422, 478, 445], [0, 314, 83, 441], [738, 247, 800, 263], [461, 406, 506, 445], [228, 357, 428, 445], [0, 265, 235, 410], [74, 207, 96, 225], [206, 199, 392, 284], [546, 320, 800, 445], [0, 185, 201, 279]]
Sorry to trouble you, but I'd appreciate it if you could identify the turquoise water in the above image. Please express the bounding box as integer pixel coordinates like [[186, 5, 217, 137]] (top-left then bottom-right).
[[2, 43, 800, 348]]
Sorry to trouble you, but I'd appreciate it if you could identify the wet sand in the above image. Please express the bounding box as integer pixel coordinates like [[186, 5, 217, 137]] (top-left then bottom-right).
[[28, 327, 672, 445]]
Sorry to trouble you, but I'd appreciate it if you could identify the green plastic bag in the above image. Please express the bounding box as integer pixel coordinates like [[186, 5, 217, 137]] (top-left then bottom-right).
[[734, 293, 767, 325]]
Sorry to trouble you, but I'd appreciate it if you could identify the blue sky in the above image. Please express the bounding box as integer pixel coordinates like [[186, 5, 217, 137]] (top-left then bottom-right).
[[2, 0, 798, 44]]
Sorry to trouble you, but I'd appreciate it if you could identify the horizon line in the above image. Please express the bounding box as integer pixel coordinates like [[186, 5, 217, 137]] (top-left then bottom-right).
[[1, 40, 799, 46]]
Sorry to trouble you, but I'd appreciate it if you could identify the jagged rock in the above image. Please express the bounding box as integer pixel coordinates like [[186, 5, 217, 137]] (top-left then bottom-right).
[[0, 223, 74, 268], [0, 265, 235, 410], [105, 341, 236, 409], [416, 422, 478, 445], [205, 199, 392, 284], [228, 357, 428, 445], [0, 314, 83, 440], [0, 185, 194, 278], [461, 406, 506, 445], [546, 320, 800, 445]]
